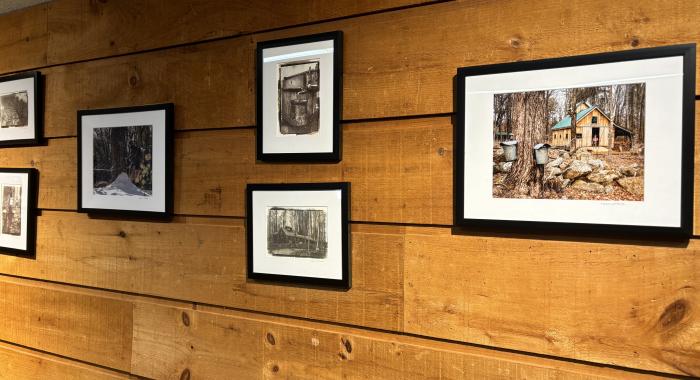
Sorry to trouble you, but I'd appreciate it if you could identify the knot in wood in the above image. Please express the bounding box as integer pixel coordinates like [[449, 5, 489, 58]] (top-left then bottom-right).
[[658, 299, 688, 329], [437, 147, 446, 156], [181, 311, 190, 327], [271, 364, 279, 373], [630, 37, 640, 47], [341, 337, 352, 353], [128, 74, 140, 87], [118, 230, 127, 238], [509, 37, 522, 48], [266, 332, 276, 345], [180, 368, 191, 380]]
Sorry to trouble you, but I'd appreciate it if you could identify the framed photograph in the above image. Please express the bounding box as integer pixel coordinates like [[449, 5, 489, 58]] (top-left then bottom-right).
[[0, 71, 42, 147], [78, 103, 174, 218], [0, 168, 37, 256], [455, 44, 695, 237], [246, 182, 350, 289], [256, 31, 343, 162]]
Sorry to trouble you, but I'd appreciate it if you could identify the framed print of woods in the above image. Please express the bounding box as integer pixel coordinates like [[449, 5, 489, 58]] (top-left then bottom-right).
[[0, 71, 42, 147], [455, 44, 695, 237], [78, 103, 174, 218], [257, 31, 343, 162], [247, 182, 350, 289], [0, 168, 37, 256]]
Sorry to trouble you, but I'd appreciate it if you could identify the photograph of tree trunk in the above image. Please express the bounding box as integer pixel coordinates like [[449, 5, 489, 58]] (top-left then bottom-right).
[[267, 207, 327, 258], [278, 60, 320, 135], [93, 125, 153, 197], [493, 83, 645, 201], [1, 185, 21, 236], [0, 91, 28, 128]]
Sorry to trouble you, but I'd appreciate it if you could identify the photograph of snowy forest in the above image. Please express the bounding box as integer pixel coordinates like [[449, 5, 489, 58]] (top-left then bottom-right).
[[492, 83, 645, 201], [0, 91, 28, 128], [1, 185, 21, 236], [278, 60, 320, 135], [267, 207, 327, 258], [93, 125, 153, 197]]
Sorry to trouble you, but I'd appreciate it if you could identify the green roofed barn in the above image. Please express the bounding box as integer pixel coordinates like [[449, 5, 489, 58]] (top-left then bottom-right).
[[551, 101, 632, 151]]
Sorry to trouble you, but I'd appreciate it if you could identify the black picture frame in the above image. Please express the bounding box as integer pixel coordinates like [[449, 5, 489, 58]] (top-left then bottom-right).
[[246, 182, 350, 289], [0, 71, 43, 147], [256, 31, 343, 162], [0, 168, 38, 257], [77, 103, 174, 218], [454, 44, 696, 238]]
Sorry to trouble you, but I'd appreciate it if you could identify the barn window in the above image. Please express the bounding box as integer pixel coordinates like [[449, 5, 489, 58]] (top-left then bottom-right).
[[592, 116, 598, 124]]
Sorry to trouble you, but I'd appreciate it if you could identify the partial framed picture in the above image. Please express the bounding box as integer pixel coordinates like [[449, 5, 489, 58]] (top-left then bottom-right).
[[247, 182, 350, 289], [78, 103, 174, 218], [455, 44, 695, 237], [0, 71, 42, 147], [0, 168, 37, 256], [256, 31, 343, 162]]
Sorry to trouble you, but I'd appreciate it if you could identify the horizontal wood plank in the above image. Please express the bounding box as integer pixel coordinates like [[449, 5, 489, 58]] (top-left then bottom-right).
[[133, 302, 669, 380], [0, 342, 128, 380], [16, 117, 453, 224], [0, 138, 75, 210], [0, 211, 403, 331], [402, 227, 700, 376], [45, 0, 438, 66], [0, 3, 48, 74], [0, 278, 133, 371]]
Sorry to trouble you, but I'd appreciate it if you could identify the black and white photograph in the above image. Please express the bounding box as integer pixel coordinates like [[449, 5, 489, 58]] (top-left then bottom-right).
[[0, 168, 37, 256], [257, 31, 342, 162], [93, 125, 153, 197], [278, 60, 320, 135], [0, 71, 42, 146], [247, 183, 350, 288], [78, 104, 173, 217], [455, 44, 695, 237]]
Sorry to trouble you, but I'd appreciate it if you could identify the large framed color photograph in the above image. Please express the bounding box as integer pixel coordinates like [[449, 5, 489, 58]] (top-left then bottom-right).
[[247, 182, 350, 289], [256, 31, 342, 162], [455, 44, 695, 237], [78, 104, 174, 218]]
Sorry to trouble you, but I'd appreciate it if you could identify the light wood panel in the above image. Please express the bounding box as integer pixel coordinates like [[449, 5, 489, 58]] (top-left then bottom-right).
[[0, 342, 128, 380], [403, 227, 700, 376], [0, 211, 403, 331], [694, 104, 700, 235], [0, 278, 133, 371], [0, 138, 75, 210], [0, 3, 47, 74], [43, 37, 254, 137], [175, 117, 451, 222], [133, 302, 670, 380], [45, 0, 437, 66], [1, 213, 698, 375]]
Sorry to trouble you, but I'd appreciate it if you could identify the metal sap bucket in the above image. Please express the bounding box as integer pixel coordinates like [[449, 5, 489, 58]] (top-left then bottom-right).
[[500, 140, 518, 162], [533, 143, 551, 165]]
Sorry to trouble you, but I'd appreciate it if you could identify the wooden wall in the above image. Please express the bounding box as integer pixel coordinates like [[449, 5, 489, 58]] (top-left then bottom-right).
[[0, 0, 697, 378]]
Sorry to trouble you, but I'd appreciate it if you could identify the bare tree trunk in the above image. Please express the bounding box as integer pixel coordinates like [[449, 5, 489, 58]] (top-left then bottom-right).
[[504, 91, 548, 197]]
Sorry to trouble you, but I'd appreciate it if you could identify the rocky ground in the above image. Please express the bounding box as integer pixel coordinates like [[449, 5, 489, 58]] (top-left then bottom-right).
[[493, 146, 644, 201]]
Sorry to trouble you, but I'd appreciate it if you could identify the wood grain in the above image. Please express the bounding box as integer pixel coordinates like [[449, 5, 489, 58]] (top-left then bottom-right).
[[0, 138, 75, 210], [176, 117, 451, 222], [0, 211, 403, 331], [0, 278, 133, 371], [0, 3, 47, 74], [0, 342, 128, 380], [403, 227, 700, 376], [133, 303, 670, 380], [43, 37, 254, 137], [24, 117, 452, 224], [45, 0, 437, 66], [694, 104, 699, 235]]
